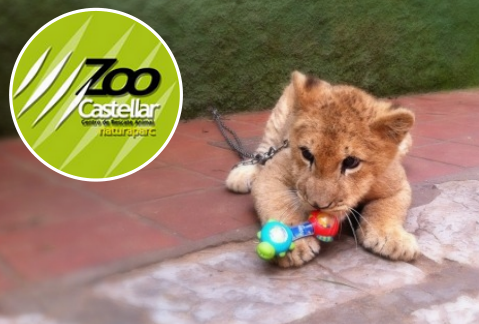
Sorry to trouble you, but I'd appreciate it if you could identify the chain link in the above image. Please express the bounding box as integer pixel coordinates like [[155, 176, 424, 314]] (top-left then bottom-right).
[[211, 108, 288, 165]]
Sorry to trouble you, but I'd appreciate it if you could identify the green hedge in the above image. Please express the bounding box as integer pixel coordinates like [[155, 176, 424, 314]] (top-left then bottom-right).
[[2, 0, 479, 136]]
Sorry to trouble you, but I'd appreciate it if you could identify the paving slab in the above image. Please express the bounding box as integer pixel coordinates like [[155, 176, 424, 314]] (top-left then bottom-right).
[[93, 239, 425, 324], [1, 179, 479, 323], [406, 180, 479, 266], [410, 294, 479, 324]]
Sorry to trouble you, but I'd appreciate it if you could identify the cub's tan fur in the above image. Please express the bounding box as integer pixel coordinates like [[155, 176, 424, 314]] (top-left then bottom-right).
[[226, 71, 419, 267]]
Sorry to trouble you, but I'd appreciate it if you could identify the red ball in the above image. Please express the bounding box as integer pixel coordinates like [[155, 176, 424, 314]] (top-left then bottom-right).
[[309, 210, 339, 237]]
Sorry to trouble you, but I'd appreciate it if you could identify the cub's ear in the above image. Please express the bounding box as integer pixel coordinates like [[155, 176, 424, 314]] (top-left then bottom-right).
[[370, 108, 415, 144], [291, 71, 330, 110], [292, 71, 308, 91]]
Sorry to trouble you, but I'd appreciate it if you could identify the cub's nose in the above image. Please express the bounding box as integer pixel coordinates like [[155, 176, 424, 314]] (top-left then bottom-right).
[[313, 202, 332, 210]]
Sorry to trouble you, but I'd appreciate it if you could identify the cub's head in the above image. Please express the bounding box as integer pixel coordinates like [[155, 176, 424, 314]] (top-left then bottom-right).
[[288, 71, 414, 220]]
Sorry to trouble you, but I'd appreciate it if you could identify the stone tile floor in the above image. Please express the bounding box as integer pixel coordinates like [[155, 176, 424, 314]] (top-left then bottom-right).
[[0, 89, 479, 323]]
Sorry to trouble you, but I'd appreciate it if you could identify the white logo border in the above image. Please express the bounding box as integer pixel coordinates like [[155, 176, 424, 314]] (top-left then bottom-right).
[[9, 8, 183, 182]]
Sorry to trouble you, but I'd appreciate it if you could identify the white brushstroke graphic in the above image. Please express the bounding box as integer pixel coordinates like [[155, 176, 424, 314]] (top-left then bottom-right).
[[16, 16, 91, 119], [17, 52, 72, 118], [14, 47, 51, 98], [55, 78, 91, 130], [33, 61, 84, 127]]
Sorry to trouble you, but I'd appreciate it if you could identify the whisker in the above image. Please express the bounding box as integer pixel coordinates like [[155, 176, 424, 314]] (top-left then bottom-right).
[[338, 218, 343, 239], [277, 197, 302, 224], [350, 207, 381, 237], [348, 208, 363, 233], [345, 211, 358, 249], [349, 207, 400, 256]]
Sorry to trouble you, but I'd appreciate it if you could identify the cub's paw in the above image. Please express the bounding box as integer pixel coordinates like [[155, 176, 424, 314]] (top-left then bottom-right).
[[225, 163, 258, 193], [358, 226, 420, 261], [277, 237, 320, 268]]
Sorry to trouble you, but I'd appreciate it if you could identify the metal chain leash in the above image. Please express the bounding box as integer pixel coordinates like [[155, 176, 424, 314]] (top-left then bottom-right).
[[211, 108, 288, 165]]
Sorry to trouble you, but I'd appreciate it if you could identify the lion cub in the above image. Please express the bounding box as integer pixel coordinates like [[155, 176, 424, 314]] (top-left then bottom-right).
[[226, 71, 420, 267]]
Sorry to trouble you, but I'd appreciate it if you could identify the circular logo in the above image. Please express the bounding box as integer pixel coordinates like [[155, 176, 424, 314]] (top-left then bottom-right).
[[10, 8, 182, 181]]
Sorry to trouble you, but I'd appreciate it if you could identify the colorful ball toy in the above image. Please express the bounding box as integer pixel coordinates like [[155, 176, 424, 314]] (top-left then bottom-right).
[[256, 211, 339, 260]]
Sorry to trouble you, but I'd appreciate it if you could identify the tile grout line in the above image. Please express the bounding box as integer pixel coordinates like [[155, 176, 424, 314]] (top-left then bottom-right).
[[167, 164, 228, 184], [176, 121, 264, 140], [2, 147, 244, 244], [407, 153, 468, 169], [2, 152, 228, 247], [410, 135, 479, 156], [3, 152, 225, 212], [124, 184, 226, 209]]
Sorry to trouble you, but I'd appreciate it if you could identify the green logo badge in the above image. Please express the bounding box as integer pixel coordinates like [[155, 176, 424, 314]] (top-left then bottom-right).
[[10, 8, 182, 181]]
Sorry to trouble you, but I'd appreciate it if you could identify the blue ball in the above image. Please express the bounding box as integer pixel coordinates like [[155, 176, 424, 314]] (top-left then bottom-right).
[[257, 220, 294, 259]]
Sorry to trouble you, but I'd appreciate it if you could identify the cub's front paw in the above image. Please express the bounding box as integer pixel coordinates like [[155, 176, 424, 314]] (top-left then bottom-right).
[[277, 237, 320, 268], [225, 163, 258, 193], [358, 226, 420, 261]]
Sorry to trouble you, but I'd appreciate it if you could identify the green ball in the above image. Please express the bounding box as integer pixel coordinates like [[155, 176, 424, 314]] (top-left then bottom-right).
[[257, 242, 276, 260]]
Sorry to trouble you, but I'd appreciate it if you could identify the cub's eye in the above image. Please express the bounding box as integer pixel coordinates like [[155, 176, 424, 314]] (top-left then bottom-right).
[[300, 147, 315, 164], [342, 156, 360, 172]]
